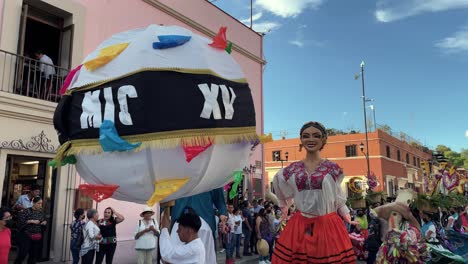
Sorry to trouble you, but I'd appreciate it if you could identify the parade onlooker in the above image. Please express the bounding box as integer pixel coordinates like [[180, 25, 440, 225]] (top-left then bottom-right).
[[231, 208, 243, 259], [70, 208, 86, 264], [218, 215, 230, 257], [134, 207, 159, 264], [365, 211, 382, 264], [96, 207, 125, 264], [349, 226, 366, 260], [160, 210, 205, 263], [0, 207, 12, 263], [14, 196, 46, 264], [34, 50, 56, 79], [225, 204, 235, 263], [80, 209, 102, 264], [256, 208, 273, 264], [253, 200, 263, 214], [265, 204, 276, 234], [250, 200, 259, 255], [460, 205, 468, 232], [355, 209, 369, 239], [446, 207, 459, 231], [273, 210, 282, 237], [241, 201, 253, 256], [14, 185, 41, 211], [214, 210, 220, 250]]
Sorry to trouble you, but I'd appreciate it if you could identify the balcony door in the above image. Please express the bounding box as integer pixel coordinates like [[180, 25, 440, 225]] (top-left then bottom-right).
[[17, 1, 73, 70]]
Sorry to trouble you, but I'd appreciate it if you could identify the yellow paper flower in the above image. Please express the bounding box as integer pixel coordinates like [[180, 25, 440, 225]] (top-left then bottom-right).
[[146, 178, 190, 206], [84, 42, 130, 71]]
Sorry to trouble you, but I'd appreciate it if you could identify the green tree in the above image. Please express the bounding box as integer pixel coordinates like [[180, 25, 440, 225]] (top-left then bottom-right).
[[436, 145, 451, 153], [379, 124, 392, 134], [445, 151, 464, 167], [434, 145, 468, 169], [326, 128, 346, 136]]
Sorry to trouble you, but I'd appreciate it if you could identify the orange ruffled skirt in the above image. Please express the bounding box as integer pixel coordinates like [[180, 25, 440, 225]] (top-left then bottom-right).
[[272, 212, 356, 264]]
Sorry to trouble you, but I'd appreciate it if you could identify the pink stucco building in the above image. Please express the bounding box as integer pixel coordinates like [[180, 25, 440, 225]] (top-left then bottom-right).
[[0, 0, 264, 262]]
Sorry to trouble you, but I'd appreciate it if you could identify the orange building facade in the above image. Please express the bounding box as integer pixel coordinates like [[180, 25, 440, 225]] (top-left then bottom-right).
[[264, 129, 432, 198]]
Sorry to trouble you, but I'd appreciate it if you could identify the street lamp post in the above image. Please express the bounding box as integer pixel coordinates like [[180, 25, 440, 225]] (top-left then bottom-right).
[[360, 142, 372, 193], [274, 152, 289, 168], [360, 61, 371, 179]]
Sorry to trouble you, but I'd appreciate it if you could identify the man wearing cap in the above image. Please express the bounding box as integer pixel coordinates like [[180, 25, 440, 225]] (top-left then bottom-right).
[[134, 206, 159, 264], [160, 210, 205, 264]]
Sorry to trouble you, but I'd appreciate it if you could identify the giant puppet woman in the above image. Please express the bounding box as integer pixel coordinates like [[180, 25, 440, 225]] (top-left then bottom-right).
[[271, 122, 358, 264]]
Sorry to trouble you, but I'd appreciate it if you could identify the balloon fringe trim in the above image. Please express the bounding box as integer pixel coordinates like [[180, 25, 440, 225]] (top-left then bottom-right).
[[53, 128, 259, 163]]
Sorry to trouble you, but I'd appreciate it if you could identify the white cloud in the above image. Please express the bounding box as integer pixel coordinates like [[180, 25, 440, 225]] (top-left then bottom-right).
[[252, 21, 281, 33], [435, 26, 468, 53], [289, 40, 304, 47], [375, 0, 468, 22], [240, 12, 263, 24], [288, 24, 324, 48], [239, 12, 280, 33], [465, 130, 468, 138], [255, 0, 323, 18]]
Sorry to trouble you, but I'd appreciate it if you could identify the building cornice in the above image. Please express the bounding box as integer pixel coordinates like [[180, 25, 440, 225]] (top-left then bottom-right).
[[0, 92, 55, 125], [142, 0, 266, 65]]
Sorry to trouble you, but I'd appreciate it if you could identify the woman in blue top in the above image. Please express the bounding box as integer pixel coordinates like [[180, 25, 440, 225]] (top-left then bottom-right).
[[70, 208, 85, 264]]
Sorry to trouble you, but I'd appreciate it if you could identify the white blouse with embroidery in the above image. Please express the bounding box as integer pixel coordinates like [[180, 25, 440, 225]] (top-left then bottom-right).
[[272, 160, 350, 218]]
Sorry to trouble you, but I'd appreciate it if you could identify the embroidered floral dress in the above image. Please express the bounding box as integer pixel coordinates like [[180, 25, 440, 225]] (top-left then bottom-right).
[[271, 160, 356, 264], [273, 160, 349, 217]]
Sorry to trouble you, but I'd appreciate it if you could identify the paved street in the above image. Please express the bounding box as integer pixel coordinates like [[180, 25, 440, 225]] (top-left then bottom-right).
[[36, 239, 261, 264], [35, 240, 366, 263]]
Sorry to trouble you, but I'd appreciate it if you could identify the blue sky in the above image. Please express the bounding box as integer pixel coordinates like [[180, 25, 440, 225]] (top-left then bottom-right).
[[212, 0, 468, 152]]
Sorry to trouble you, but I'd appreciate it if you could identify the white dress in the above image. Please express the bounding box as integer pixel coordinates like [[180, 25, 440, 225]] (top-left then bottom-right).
[[272, 160, 350, 218]]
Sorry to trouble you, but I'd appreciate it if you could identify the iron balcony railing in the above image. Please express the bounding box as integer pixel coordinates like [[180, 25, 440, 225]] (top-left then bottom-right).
[[0, 49, 69, 103]]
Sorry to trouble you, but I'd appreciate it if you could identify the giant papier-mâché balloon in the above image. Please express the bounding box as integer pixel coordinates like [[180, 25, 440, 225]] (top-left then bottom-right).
[[53, 25, 258, 205]]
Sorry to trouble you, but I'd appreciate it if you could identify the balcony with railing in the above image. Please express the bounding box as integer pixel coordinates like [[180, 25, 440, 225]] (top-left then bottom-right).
[[0, 49, 69, 103]]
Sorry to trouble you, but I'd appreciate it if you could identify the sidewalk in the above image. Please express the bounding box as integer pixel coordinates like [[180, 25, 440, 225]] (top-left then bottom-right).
[[37, 241, 364, 264], [37, 240, 259, 264]]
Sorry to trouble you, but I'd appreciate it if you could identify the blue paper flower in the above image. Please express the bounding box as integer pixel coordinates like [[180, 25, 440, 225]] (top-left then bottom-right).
[[153, 35, 191, 49], [99, 120, 141, 152]]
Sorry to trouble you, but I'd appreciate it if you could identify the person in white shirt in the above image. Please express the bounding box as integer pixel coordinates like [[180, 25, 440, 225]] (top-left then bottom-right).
[[34, 50, 56, 79], [134, 206, 159, 264], [80, 209, 102, 264], [170, 207, 216, 264], [231, 208, 243, 259], [160, 209, 205, 264]]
